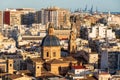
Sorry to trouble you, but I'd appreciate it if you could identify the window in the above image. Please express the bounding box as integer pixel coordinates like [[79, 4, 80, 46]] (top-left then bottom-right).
[[10, 64, 12, 67], [46, 52, 49, 57], [72, 46, 74, 51], [37, 66, 39, 69], [53, 52, 56, 57]]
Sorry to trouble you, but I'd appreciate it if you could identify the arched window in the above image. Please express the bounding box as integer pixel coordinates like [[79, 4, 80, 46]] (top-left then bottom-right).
[[46, 52, 49, 57], [37, 66, 39, 69], [10, 64, 12, 67], [53, 52, 56, 57], [72, 46, 74, 51]]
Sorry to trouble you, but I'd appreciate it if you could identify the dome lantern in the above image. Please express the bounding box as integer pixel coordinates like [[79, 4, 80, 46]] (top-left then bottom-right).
[[48, 23, 54, 35]]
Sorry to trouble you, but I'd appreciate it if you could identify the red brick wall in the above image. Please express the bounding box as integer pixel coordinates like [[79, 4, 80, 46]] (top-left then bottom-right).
[[3, 11, 10, 25]]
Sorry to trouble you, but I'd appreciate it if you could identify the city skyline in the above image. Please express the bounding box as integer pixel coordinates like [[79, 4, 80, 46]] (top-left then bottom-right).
[[1, 1, 120, 79], [1, 0, 120, 12]]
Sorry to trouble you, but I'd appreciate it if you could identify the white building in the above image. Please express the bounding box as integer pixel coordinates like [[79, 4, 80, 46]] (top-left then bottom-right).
[[69, 65, 91, 80], [89, 24, 116, 39]]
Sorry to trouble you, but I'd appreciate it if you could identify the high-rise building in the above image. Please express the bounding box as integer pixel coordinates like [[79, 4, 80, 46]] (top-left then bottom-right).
[[100, 46, 120, 73], [4, 10, 21, 26], [20, 8, 35, 25], [3, 8, 35, 26], [36, 7, 71, 28]]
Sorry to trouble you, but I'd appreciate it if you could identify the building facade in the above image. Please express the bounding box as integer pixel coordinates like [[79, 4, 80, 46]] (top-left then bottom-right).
[[36, 7, 71, 28], [3, 8, 35, 26], [100, 43, 120, 73]]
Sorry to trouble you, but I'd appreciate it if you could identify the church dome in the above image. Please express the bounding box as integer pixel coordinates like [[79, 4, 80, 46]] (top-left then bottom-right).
[[41, 35, 60, 47]]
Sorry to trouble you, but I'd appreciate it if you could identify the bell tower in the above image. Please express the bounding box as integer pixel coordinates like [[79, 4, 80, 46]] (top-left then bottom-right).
[[71, 22, 77, 35], [35, 62, 42, 77], [69, 31, 77, 53]]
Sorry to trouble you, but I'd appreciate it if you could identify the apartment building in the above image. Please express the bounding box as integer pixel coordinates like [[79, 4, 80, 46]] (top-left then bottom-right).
[[3, 8, 35, 26], [100, 41, 120, 73], [36, 7, 71, 28], [80, 24, 116, 40]]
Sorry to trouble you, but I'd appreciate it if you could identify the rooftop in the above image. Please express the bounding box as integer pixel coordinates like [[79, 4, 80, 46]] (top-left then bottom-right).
[[46, 59, 65, 64], [90, 52, 98, 54], [17, 70, 31, 74], [99, 72, 110, 75], [61, 56, 77, 62], [8, 74, 23, 79], [26, 57, 44, 63]]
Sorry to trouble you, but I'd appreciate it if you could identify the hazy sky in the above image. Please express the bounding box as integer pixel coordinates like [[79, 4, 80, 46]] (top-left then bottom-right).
[[1, 0, 120, 12]]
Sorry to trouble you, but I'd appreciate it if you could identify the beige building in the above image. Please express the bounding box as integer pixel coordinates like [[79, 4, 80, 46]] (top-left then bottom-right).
[[98, 72, 111, 80], [36, 7, 71, 28], [41, 23, 61, 60], [54, 29, 71, 40], [0, 32, 16, 50], [0, 52, 24, 71], [0, 11, 2, 27], [54, 22, 77, 40], [89, 52, 98, 64], [4, 10, 22, 26], [4, 8, 35, 26], [0, 59, 14, 74], [10, 11, 21, 26]]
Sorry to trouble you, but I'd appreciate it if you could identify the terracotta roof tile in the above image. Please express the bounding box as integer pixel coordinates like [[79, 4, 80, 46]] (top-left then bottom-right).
[[8, 74, 23, 79], [62, 56, 77, 62], [46, 59, 65, 64], [17, 70, 31, 74], [31, 57, 44, 63]]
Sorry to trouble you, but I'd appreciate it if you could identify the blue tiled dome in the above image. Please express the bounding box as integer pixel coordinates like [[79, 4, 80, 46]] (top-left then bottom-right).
[[41, 35, 60, 47]]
